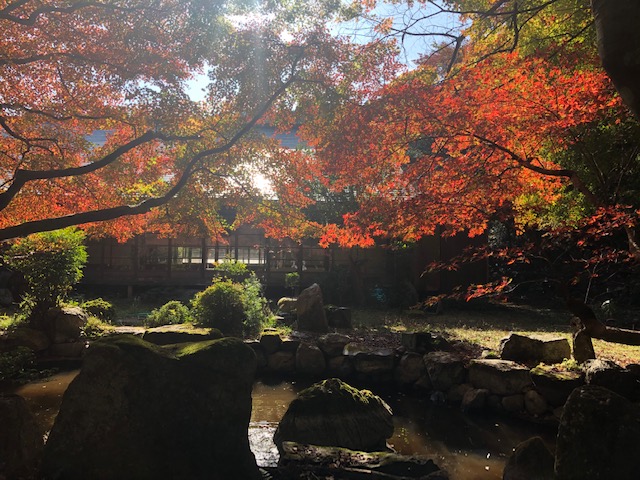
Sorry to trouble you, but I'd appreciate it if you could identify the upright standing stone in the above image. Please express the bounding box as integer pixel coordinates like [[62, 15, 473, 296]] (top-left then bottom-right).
[[41, 335, 260, 480], [572, 330, 596, 363], [296, 284, 329, 333]]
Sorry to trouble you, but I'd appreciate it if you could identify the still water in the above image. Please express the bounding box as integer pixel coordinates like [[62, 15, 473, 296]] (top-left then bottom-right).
[[10, 372, 556, 480], [251, 380, 556, 480]]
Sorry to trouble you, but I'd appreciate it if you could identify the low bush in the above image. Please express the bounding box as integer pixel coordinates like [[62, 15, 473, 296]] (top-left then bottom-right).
[[81, 298, 116, 322], [192, 275, 269, 336], [83, 316, 115, 338], [192, 280, 246, 335], [0, 346, 37, 382], [145, 300, 193, 328]]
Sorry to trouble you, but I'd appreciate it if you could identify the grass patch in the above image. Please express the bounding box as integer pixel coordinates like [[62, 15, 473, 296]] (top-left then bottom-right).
[[351, 303, 640, 366]]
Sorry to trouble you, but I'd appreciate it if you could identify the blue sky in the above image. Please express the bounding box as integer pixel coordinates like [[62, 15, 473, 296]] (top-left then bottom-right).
[[186, 1, 461, 101]]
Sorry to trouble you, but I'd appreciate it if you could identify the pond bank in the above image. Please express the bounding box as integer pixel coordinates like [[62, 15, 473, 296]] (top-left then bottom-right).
[[7, 370, 557, 480]]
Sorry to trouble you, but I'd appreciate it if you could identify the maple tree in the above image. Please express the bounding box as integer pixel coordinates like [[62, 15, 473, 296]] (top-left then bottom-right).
[[0, 0, 401, 243], [295, 48, 635, 242], [260, 1, 640, 346]]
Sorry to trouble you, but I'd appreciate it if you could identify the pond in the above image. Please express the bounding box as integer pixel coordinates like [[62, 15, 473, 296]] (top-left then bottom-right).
[[9, 371, 557, 480]]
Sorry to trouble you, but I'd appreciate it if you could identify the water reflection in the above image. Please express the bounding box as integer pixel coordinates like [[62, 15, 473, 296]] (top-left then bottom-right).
[[10, 370, 79, 433], [250, 380, 557, 480], [7, 374, 556, 480]]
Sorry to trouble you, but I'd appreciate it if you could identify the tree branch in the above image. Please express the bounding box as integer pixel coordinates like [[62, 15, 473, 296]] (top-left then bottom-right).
[[0, 71, 299, 241]]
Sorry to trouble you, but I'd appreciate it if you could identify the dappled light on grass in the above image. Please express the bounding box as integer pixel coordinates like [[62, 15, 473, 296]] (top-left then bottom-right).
[[351, 304, 639, 366]]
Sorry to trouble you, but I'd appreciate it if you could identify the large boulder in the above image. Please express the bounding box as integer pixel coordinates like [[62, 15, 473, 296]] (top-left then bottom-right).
[[1, 327, 50, 352], [46, 306, 88, 343], [142, 325, 222, 345], [401, 332, 450, 354], [500, 333, 571, 365], [245, 340, 267, 369], [49, 340, 87, 358], [503, 436, 554, 480], [325, 306, 352, 329], [583, 359, 640, 401], [260, 331, 283, 355], [424, 351, 466, 391], [295, 343, 326, 376], [318, 333, 352, 357], [555, 385, 640, 480], [277, 297, 297, 314], [296, 284, 329, 333], [41, 335, 260, 480], [0, 394, 43, 479], [530, 364, 584, 406], [352, 349, 396, 376], [500, 334, 543, 363], [273, 378, 393, 453], [541, 338, 572, 364], [468, 359, 532, 396], [460, 388, 489, 412], [394, 352, 426, 385], [267, 351, 296, 374], [523, 389, 548, 416], [327, 356, 354, 377]]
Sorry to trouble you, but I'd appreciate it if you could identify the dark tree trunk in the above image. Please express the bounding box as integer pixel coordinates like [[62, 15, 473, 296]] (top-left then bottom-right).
[[592, 0, 640, 120], [565, 295, 640, 347]]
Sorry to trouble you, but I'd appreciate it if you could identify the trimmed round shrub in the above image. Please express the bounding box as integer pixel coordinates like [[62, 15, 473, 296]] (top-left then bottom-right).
[[145, 300, 192, 328], [81, 298, 116, 323], [191, 280, 246, 335]]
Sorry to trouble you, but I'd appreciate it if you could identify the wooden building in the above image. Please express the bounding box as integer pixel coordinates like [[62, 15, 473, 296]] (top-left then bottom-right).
[[83, 226, 488, 303]]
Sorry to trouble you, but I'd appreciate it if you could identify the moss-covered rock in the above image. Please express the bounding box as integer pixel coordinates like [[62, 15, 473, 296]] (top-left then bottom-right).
[[274, 378, 393, 453], [556, 385, 640, 480], [41, 335, 259, 480], [141, 324, 222, 346], [279, 442, 444, 478], [530, 363, 584, 406]]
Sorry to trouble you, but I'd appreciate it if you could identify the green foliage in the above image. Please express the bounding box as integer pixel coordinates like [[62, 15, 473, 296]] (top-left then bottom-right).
[[0, 314, 26, 332], [285, 272, 300, 289], [0, 346, 37, 382], [191, 274, 269, 336], [211, 260, 251, 282], [192, 280, 246, 335], [145, 300, 193, 327], [241, 274, 270, 336], [4, 228, 87, 315], [83, 316, 115, 338], [81, 298, 116, 322]]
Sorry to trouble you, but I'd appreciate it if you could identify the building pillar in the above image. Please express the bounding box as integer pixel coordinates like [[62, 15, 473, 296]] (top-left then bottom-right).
[[200, 237, 207, 280]]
